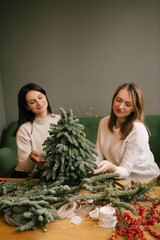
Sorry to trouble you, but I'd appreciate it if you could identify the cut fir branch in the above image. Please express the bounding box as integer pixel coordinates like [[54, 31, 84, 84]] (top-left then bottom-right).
[[0, 174, 159, 232], [0, 176, 36, 196], [0, 180, 78, 232], [42, 108, 98, 181], [68, 175, 160, 217], [3, 199, 61, 232]]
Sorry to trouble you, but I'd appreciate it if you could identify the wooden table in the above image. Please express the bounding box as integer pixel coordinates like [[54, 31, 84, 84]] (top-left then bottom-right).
[[0, 179, 160, 240]]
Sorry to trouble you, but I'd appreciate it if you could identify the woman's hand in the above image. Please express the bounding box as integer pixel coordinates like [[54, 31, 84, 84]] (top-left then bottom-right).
[[94, 160, 116, 174], [29, 151, 47, 163]]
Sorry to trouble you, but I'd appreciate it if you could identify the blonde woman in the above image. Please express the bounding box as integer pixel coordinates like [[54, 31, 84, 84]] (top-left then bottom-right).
[[94, 83, 160, 180]]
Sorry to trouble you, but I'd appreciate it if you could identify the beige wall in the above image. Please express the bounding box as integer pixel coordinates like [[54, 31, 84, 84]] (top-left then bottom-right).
[[0, 0, 160, 129]]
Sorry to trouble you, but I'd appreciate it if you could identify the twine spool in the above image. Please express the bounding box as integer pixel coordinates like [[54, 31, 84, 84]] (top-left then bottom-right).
[[57, 202, 77, 218]]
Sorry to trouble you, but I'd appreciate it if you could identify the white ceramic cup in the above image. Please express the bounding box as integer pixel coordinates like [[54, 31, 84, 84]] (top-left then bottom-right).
[[98, 206, 117, 228]]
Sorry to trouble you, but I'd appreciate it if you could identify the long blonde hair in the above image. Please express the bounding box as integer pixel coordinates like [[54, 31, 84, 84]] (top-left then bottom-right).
[[108, 83, 144, 139]]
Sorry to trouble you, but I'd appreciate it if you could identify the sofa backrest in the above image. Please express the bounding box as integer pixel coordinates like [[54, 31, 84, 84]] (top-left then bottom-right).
[[0, 115, 160, 178], [3, 120, 18, 151], [0, 120, 18, 177], [145, 116, 160, 166], [79, 116, 102, 143]]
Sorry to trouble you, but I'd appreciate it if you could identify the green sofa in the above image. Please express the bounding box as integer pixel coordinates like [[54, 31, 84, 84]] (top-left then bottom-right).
[[0, 116, 160, 177]]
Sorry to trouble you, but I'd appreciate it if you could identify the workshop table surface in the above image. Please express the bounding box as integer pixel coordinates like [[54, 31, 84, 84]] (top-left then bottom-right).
[[0, 178, 160, 240]]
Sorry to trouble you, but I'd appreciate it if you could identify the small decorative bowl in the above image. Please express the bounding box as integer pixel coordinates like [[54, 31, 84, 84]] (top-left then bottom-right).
[[89, 208, 100, 220]]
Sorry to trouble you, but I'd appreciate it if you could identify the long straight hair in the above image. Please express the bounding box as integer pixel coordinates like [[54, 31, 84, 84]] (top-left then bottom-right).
[[108, 83, 144, 139], [14, 83, 52, 136]]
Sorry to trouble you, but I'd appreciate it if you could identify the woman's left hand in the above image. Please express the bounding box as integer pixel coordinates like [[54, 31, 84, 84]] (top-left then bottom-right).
[[94, 160, 116, 174], [29, 150, 47, 163]]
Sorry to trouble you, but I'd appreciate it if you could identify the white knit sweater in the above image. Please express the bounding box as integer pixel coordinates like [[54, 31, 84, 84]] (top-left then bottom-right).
[[15, 114, 60, 173], [95, 116, 160, 180]]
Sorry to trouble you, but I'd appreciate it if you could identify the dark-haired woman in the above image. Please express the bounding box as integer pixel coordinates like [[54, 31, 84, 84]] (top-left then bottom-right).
[[94, 83, 160, 180], [12, 83, 60, 178]]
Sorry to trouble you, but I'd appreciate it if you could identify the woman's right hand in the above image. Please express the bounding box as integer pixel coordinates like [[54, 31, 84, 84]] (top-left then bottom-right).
[[94, 160, 116, 174], [29, 150, 47, 163]]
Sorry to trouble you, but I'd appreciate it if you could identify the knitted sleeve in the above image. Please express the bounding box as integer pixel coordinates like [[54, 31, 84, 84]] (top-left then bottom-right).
[[16, 123, 36, 172], [115, 122, 149, 178]]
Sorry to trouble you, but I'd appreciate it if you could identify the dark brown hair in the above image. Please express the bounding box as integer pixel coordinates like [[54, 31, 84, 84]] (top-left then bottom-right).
[[14, 83, 52, 136]]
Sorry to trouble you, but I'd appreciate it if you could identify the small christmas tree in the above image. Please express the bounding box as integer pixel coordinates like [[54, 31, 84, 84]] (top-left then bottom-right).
[[42, 108, 98, 182]]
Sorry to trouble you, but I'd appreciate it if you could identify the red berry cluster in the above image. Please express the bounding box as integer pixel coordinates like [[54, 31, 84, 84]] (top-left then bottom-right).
[[111, 196, 160, 240], [0, 179, 7, 182]]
